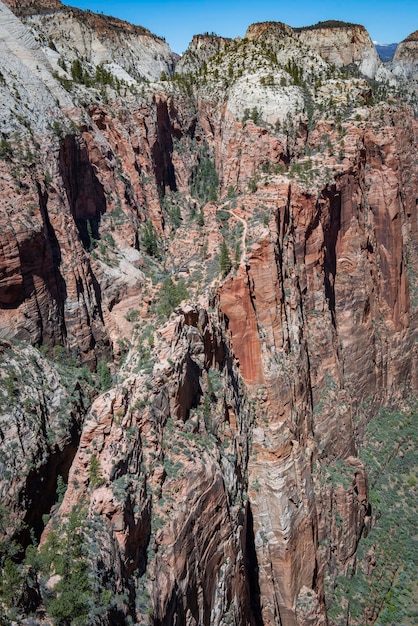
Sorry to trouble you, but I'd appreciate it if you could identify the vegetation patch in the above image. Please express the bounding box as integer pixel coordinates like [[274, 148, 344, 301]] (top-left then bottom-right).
[[326, 402, 417, 625], [190, 143, 219, 205]]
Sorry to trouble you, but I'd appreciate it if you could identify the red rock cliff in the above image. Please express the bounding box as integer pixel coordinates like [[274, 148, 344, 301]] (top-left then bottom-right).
[[0, 6, 416, 626]]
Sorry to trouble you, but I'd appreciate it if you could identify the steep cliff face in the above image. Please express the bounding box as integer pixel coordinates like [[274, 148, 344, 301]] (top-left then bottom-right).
[[390, 30, 418, 111], [0, 339, 91, 548], [241, 20, 381, 80], [295, 21, 381, 79], [0, 6, 417, 626], [213, 102, 417, 624], [0, 0, 183, 357], [4, 0, 177, 82], [176, 34, 233, 75], [392, 30, 418, 78], [46, 307, 257, 625], [0, 129, 109, 355]]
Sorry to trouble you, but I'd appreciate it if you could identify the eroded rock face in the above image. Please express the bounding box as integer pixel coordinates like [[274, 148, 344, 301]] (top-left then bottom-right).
[[244, 20, 381, 79], [214, 104, 417, 624], [0, 144, 109, 356], [177, 34, 233, 75], [0, 5, 187, 358], [38, 101, 416, 624], [392, 30, 418, 79], [296, 22, 381, 78], [4, 0, 177, 82], [0, 339, 90, 543], [246, 21, 295, 41], [28, 6, 175, 82], [50, 308, 257, 624], [0, 5, 417, 626]]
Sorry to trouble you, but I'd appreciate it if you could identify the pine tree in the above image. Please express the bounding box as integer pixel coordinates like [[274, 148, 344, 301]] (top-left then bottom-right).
[[219, 240, 232, 277], [97, 359, 112, 391], [142, 220, 159, 257], [158, 277, 188, 318], [71, 58, 84, 83]]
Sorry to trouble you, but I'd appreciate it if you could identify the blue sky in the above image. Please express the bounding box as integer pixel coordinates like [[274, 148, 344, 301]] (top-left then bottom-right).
[[67, 1, 417, 53]]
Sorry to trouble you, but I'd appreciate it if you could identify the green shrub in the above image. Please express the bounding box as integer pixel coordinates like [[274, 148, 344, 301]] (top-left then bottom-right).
[[219, 240, 232, 277], [89, 455, 104, 488], [97, 359, 112, 391], [95, 64, 114, 86], [71, 58, 84, 83], [158, 277, 188, 317], [0, 138, 12, 160], [142, 220, 159, 257], [190, 143, 219, 205], [37, 507, 94, 624], [125, 309, 140, 322]]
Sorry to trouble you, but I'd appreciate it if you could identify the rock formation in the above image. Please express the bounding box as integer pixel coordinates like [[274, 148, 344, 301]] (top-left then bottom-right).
[[295, 20, 381, 78], [0, 338, 91, 551], [392, 30, 418, 78], [0, 4, 416, 625]]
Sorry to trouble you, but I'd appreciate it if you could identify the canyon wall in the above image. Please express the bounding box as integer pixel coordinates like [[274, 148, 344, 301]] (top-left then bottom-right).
[[0, 3, 417, 625]]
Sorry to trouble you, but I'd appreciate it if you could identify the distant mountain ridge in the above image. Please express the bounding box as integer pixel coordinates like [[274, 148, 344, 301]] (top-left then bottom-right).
[[374, 42, 398, 61]]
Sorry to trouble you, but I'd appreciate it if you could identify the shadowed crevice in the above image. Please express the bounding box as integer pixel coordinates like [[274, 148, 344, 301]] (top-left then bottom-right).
[[245, 502, 264, 626]]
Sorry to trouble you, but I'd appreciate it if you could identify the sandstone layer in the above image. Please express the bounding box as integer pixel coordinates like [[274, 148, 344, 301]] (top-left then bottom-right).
[[0, 5, 417, 626], [392, 29, 418, 78], [295, 21, 381, 78]]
